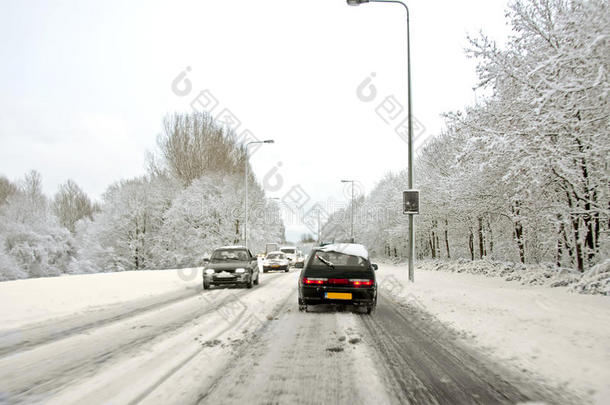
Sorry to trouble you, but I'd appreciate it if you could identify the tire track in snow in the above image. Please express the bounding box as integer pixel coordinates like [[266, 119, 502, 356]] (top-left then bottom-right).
[[360, 293, 570, 404], [0, 286, 202, 358], [0, 272, 290, 404]]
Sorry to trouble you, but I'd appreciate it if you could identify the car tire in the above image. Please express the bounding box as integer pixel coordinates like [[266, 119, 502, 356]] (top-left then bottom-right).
[[263, 269, 268, 273], [284, 268, 289, 273], [203, 280, 210, 290], [254, 273, 259, 285], [298, 304, 306, 312], [245, 275, 253, 289], [365, 305, 374, 314]]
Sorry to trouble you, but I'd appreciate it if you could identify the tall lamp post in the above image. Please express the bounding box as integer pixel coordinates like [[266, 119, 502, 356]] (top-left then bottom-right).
[[346, 0, 415, 282], [341, 180, 355, 243], [245, 140, 274, 250]]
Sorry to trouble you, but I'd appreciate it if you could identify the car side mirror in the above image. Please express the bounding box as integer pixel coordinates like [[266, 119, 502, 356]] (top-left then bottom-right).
[[202, 258, 210, 264], [372, 263, 378, 271]]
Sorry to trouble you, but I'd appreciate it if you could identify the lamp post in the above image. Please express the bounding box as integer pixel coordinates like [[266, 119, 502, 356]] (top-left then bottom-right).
[[245, 140, 274, 250], [341, 180, 355, 243], [346, 0, 415, 282]]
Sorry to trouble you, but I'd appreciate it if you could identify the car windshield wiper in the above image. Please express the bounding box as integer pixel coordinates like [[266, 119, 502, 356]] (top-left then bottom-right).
[[316, 255, 335, 269]]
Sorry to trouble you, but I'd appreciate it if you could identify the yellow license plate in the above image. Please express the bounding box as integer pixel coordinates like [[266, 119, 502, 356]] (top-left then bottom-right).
[[326, 292, 352, 300]]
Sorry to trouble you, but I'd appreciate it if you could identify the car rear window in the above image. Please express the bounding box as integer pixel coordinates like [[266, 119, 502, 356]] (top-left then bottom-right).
[[308, 251, 368, 268], [281, 248, 295, 254], [267, 254, 283, 260]]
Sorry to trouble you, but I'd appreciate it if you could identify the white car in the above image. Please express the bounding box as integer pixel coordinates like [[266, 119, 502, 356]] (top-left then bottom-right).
[[262, 252, 290, 272], [280, 246, 298, 267]]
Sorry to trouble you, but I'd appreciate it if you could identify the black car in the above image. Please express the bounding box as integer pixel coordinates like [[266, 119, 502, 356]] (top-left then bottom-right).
[[203, 246, 260, 289], [298, 243, 378, 314]]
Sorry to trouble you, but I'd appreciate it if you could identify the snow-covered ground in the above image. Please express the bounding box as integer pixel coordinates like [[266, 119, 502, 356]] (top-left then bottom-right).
[[1, 262, 608, 404], [0, 267, 203, 330], [377, 262, 610, 404], [0, 268, 296, 404]]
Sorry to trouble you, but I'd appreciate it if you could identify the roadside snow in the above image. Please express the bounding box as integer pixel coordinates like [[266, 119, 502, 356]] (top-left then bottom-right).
[[569, 260, 610, 295], [409, 258, 609, 295], [377, 263, 610, 404], [0, 268, 202, 329]]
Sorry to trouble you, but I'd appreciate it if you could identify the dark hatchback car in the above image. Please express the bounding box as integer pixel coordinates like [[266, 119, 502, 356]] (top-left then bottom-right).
[[203, 246, 260, 289], [298, 243, 378, 314]]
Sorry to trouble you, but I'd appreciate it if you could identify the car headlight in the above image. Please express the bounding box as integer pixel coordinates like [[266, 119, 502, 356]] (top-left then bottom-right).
[[205, 269, 215, 275], [235, 268, 245, 273]]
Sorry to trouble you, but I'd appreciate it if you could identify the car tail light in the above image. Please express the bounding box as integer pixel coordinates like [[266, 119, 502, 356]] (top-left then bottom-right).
[[349, 279, 374, 287], [302, 277, 327, 285]]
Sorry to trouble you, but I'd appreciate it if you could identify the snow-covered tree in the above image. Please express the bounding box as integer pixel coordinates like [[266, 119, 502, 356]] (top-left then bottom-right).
[[330, 0, 609, 271], [0, 171, 74, 279], [52, 180, 96, 233]]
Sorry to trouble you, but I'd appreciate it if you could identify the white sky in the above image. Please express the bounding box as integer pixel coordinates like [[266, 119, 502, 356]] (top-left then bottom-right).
[[0, 0, 511, 242]]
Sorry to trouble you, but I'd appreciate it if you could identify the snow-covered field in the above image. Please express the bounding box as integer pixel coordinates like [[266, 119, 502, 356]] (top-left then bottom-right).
[[1, 262, 608, 404], [378, 262, 610, 404]]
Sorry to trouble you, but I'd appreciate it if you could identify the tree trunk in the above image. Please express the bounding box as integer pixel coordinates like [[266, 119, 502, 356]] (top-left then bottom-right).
[[571, 214, 584, 272], [512, 202, 525, 264], [429, 234, 436, 259], [556, 219, 564, 268], [444, 219, 450, 259], [435, 233, 441, 259], [486, 218, 494, 255], [468, 228, 474, 261], [478, 217, 485, 259]]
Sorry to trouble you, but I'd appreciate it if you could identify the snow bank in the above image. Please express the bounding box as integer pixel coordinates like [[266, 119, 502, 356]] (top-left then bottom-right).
[[377, 264, 610, 404], [0, 267, 202, 329], [384, 258, 609, 295], [569, 259, 610, 296]]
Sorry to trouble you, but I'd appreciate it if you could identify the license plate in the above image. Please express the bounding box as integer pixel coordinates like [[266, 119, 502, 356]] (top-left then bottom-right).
[[325, 292, 352, 300], [272, 265, 279, 268], [216, 272, 233, 278]]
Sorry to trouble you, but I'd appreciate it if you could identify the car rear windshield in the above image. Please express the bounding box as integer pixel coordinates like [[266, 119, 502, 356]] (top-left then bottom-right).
[[308, 251, 368, 269], [267, 254, 283, 260], [211, 249, 249, 261], [281, 248, 295, 254]]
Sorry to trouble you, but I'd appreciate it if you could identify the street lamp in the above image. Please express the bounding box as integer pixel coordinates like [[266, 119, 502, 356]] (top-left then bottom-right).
[[341, 180, 355, 243], [346, 0, 415, 282], [245, 140, 274, 250]]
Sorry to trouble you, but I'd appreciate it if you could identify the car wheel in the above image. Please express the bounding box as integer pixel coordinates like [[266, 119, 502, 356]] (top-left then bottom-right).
[[284, 268, 289, 273], [298, 304, 307, 312], [254, 273, 259, 285], [365, 305, 374, 314], [203, 280, 210, 290], [245, 275, 253, 289], [263, 269, 268, 273]]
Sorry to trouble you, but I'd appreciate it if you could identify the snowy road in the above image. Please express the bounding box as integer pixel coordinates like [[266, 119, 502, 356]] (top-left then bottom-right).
[[0, 267, 576, 404], [199, 288, 561, 405]]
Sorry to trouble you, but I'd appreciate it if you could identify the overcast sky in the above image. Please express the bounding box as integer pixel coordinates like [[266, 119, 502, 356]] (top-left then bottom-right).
[[0, 0, 511, 242]]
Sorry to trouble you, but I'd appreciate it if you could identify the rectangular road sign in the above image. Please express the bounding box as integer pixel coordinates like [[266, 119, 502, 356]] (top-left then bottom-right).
[[403, 190, 420, 214]]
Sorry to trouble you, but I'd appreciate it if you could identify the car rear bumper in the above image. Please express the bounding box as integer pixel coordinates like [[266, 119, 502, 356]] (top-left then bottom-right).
[[299, 285, 376, 306]]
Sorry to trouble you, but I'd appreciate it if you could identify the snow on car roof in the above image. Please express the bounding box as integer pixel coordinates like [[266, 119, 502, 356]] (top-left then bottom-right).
[[217, 245, 247, 250], [317, 243, 369, 260]]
